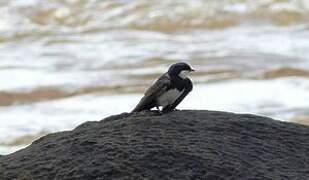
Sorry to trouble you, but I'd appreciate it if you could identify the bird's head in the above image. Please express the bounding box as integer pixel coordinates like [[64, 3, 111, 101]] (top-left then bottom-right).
[[167, 62, 195, 79]]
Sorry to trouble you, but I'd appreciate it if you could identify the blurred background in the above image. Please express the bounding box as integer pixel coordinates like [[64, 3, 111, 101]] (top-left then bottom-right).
[[1, 0, 309, 154]]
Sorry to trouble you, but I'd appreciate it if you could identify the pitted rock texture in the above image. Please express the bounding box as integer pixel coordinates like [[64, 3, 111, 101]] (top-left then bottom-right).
[[1, 110, 309, 180]]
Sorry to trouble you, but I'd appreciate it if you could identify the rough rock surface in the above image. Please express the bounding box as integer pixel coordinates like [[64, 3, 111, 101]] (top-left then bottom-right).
[[1, 110, 309, 180]]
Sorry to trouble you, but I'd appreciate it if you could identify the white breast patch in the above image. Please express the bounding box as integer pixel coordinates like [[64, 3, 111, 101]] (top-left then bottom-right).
[[157, 88, 184, 108]]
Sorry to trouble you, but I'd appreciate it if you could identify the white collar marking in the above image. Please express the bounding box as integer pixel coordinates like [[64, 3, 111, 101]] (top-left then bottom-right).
[[179, 70, 191, 79]]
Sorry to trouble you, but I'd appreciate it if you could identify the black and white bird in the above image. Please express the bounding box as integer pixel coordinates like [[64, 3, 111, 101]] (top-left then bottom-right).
[[132, 62, 194, 113]]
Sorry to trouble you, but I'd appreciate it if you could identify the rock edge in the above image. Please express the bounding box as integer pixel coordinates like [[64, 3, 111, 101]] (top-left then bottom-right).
[[0, 110, 309, 180]]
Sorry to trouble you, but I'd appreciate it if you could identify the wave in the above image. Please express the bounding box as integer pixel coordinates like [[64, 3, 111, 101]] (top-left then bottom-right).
[[1, 0, 309, 38], [1, 66, 309, 106], [0, 84, 145, 106]]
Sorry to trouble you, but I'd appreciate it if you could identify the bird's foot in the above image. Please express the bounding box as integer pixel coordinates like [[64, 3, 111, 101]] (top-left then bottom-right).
[[133, 110, 163, 116], [156, 110, 163, 115]]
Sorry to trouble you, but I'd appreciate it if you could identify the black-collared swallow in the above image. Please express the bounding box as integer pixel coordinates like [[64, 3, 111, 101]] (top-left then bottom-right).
[[132, 62, 194, 113]]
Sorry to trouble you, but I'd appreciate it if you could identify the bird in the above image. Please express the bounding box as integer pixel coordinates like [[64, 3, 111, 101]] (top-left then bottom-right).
[[132, 62, 194, 113]]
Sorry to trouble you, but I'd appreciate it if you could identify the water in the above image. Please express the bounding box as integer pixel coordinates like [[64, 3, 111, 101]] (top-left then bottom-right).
[[1, 0, 309, 154]]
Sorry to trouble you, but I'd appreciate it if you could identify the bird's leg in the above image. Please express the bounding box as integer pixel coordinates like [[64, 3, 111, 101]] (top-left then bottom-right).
[[161, 105, 173, 114]]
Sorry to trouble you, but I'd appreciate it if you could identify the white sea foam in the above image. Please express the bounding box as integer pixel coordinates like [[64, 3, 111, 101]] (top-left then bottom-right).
[[180, 77, 309, 119], [1, 25, 309, 92]]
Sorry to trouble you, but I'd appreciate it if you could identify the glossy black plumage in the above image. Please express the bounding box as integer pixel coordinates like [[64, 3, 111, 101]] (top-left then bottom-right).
[[132, 62, 194, 113]]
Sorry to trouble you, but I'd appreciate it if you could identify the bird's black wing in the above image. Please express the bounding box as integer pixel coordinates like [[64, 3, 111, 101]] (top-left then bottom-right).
[[162, 78, 193, 113], [132, 73, 171, 112]]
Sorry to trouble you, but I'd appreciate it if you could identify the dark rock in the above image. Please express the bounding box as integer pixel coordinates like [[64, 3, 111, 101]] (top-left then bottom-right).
[[1, 110, 309, 180]]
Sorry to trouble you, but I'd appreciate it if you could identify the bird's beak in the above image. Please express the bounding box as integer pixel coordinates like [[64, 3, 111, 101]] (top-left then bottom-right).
[[190, 69, 195, 72]]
